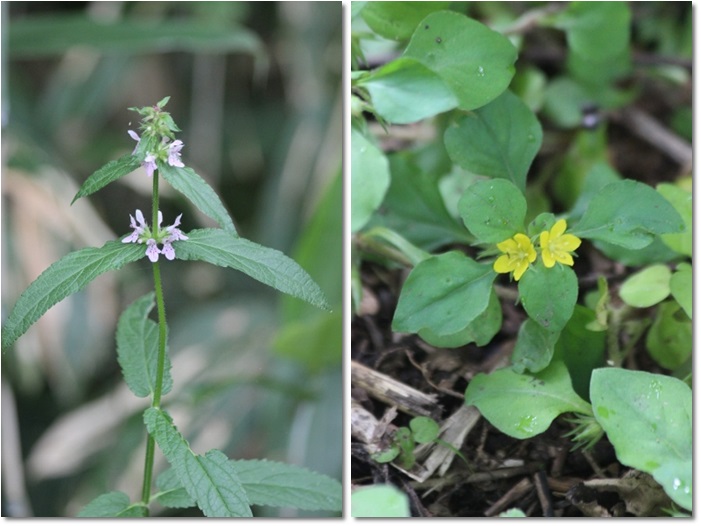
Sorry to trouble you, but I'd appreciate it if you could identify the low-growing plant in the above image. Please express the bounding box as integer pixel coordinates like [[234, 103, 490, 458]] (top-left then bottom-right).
[[351, 1, 691, 515], [2, 98, 342, 517]]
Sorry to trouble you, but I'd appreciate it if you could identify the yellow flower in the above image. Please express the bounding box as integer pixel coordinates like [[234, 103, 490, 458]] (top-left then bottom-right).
[[494, 233, 537, 281], [539, 219, 581, 268]]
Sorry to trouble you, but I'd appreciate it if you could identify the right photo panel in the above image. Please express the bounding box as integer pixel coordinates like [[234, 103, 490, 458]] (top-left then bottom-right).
[[350, 1, 692, 518]]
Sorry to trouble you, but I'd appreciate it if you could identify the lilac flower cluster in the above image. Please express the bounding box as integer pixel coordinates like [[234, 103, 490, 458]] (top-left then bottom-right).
[[128, 130, 184, 178], [122, 209, 189, 263]]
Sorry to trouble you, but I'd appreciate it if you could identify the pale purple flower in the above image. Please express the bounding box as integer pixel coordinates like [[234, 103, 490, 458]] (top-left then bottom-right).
[[143, 153, 157, 178], [128, 130, 141, 154], [122, 209, 148, 243], [145, 238, 161, 263], [165, 213, 189, 242], [161, 241, 176, 261], [167, 140, 185, 168]]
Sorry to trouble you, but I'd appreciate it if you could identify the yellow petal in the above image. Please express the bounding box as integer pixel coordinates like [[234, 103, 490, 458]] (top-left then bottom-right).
[[494, 254, 516, 274], [551, 219, 567, 238], [541, 248, 556, 268], [513, 260, 529, 281], [559, 234, 582, 251], [554, 252, 574, 266], [497, 238, 518, 253]]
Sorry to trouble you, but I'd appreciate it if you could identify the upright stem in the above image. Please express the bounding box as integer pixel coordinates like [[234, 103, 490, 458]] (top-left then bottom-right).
[[140, 171, 169, 508]]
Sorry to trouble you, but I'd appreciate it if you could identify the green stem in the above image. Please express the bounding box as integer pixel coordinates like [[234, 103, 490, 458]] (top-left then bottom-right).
[[140, 171, 169, 509]]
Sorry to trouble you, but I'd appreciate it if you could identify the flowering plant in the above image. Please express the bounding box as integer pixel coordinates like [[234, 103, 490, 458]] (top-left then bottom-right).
[[2, 98, 340, 517]]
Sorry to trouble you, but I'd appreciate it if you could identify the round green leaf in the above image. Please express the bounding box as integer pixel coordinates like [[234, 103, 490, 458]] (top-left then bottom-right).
[[646, 301, 692, 370], [403, 11, 517, 111], [445, 90, 542, 192], [590, 368, 692, 510], [619, 264, 671, 308], [351, 128, 391, 232], [657, 183, 692, 257], [361, 1, 451, 41], [518, 263, 578, 333], [352, 485, 411, 518], [410, 416, 440, 444], [465, 361, 591, 440], [458, 179, 527, 243], [670, 263, 692, 319], [392, 252, 496, 336], [359, 58, 458, 124]]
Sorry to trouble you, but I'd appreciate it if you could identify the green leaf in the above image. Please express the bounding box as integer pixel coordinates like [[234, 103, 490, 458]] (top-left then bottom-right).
[[230, 459, 342, 512], [352, 485, 411, 518], [458, 179, 527, 242], [175, 229, 329, 311], [77, 491, 147, 517], [445, 91, 542, 192], [500, 508, 527, 517], [409, 416, 440, 444], [518, 263, 578, 333], [143, 407, 252, 518], [9, 15, 265, 58], [155, 468, 196, 509], [417, 287, 501, 348], [465, 361, 591, 440], [351, 128, 391, 231], [360, 1, 451, 41], [511, 319, 560, 374], [645, 301, 692, 370], [619, 264, 671, 308], [571, 180, 685, 249], [116, 293, 173, 398], [670, 263, 692, 319], [553, 2, 631, 63], [392, 251, 496, 336], [590, 368, 692, 510], [403, 11, 517, 111], [2, 241, 144, 350], [72, 154, 142, 204], [158, 163, 237, 234], [358, 58, 458, 124], [656, 183, 692, 257]]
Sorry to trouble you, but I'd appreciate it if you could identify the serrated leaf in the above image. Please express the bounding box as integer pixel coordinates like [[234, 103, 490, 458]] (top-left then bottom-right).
[[2, 241, 144, 350], [230, 459, 342, 512], [72, 154, 142, 204], [144, 407, 252, 518], [77, 491, 147, 517], [351, 128, 390, 231], [458, 179, 527, 242], [393, 251, 496, 336], [590, 368, 692, 510], [175, 229, 329, 310], [158, 163, 237, 234], [445, 91, 542, 192], [116, 293, 173, 398], [155, 468, 196, 509], [465, 361, 591, 440], [571, 180, 685, 249]]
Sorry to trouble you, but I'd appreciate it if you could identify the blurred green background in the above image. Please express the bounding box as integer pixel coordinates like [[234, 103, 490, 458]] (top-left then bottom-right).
[[1, 1, 342, 517]]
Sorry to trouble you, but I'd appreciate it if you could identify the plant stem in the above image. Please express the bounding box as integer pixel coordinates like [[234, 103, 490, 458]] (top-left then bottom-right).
[[140, 171, 169, 509]]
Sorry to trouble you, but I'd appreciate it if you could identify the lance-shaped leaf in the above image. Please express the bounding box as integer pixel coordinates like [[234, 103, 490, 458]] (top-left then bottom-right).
[[158, 163, 237, 234], [2, 241, 145, 350], [77, 491, 147, 517], [72, 154, 142, 204], [144, 407, 252, 518], [175, 229, 329, 311], [116, 293, 173, 398], [230, 459, 342, 511], [393, 251, 496, 336]]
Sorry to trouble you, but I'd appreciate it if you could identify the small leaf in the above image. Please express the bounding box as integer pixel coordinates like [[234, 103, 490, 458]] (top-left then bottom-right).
[[445, 90, 542, 192], [409, 416, 440, 444], [72, 154, 142, 204], [2, 241, 144, 350], [352, 485, 411, 518], [511, 319, 560, 374], [230, 459, 342, 512], [619, 264, 671, 308], [645, 301, 692, 370], [590, 368, 692, 510], [657, 183, 692, 257], [572, 180, 685, 249], [175, 229, 329, 310], [458, 179, 527, 242], [116, 293, 173, 398], [77, 491, 147, 517], [403, 11, 517, 111], [359, 58, 458, 124], [670, 263, 692, 319], [518, 263, 578, 333], [144, 407, 252, 518], [351, 128, 391, 231], [155, 468, 196, 509], [392, 251, 496, 336], [465, 361, 591, 440], [158, 162, 237, 234]]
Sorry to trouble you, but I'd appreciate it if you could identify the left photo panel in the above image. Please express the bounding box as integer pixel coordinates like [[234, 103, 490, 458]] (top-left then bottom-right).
[[2, 1, 342, 518]]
